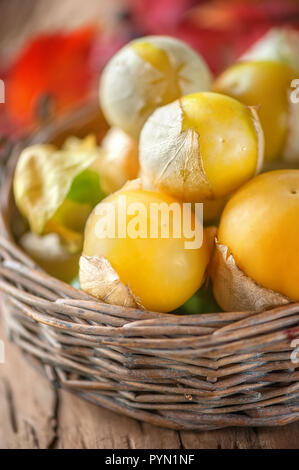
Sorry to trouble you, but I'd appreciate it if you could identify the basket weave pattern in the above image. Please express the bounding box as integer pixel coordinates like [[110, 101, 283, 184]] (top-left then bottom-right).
[[0, 108, 298, 431]]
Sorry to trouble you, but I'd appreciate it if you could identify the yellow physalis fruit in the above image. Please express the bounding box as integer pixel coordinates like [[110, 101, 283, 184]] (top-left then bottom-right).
[[214, 61, 297, 162], [20, 232, 79, 283], [14, 135, 106, 254], [79, 181, 211, 312], [211, 170, 299, 311], [139, 92, 264, 202], [99, 127, 139, 194], [99, 36, 212, 138]]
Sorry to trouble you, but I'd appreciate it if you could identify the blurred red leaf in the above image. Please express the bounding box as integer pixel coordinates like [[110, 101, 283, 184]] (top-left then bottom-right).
[[129, 0, 299, 74], [2, 0, 299, 139], [5, 26, 98, 133], [129, 0, 196, 33]]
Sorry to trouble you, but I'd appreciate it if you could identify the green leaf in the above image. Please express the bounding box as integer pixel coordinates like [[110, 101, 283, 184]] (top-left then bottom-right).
[[14, 136, 102, 238], [66, 168, 106, 208], [173, 282, 221, 315]]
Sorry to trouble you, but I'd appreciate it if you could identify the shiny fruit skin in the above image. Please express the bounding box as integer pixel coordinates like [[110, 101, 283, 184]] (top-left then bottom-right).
[[214, 61, 296, 161], [218, 170, 299, 301], [83, 188, 210, 312], [181, 92, 261, 198]]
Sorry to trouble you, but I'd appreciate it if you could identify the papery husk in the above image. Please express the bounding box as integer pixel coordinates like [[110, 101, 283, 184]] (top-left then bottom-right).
[[210, 240, 290, 312], [140, 101, 264, 202], [140, 99, 213, 202], [282, 91, 299, 163], [120, 178, 143, 192], [99, 36, 212, 138], [202, 197, 228, 224], [240, 27, 299, 73], [79, 255, 143, 309]]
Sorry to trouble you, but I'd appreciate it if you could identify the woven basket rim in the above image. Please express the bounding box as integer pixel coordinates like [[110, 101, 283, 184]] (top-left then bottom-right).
[[0, 104, 298, 431]]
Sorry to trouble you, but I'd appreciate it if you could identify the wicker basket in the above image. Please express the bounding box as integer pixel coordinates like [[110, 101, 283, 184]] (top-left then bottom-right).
[[0, 104, 298, 432]]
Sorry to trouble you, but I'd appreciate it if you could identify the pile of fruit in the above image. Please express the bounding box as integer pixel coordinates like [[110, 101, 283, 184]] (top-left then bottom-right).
[[13, 31, 299, 314]]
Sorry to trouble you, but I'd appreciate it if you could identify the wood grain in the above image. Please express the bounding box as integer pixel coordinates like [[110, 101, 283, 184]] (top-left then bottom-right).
[[0, 319, 298, 449]]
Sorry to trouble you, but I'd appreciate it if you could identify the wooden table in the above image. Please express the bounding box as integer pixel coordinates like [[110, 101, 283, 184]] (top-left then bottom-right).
[[0, 322, 298, 449]]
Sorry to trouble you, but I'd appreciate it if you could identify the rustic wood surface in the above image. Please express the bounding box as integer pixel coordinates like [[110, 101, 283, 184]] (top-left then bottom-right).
[[0, 318, 298, 449], [0, 0, 299, 450]]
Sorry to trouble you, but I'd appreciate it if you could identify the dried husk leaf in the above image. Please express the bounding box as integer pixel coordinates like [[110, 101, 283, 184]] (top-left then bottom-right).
[[139, 99, 213, 202], [282, 91, 299, 163], [202, 197, 228, 224], [14, 136, 101, 235], [99, 36, 212, 138], [210, 240, 290, 312], [140, 101, 264, 202], [141, 36, 212, 96], [100, 46, 166, 139], [20, 232, 74, 261], [79, 255, 143, 309]]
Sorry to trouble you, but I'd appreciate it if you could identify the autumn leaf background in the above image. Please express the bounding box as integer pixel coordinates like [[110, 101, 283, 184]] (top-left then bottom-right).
[[0, 0, 298, 139]]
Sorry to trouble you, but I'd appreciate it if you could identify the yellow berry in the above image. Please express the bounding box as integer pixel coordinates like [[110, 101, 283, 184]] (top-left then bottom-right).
[[99, 127, 139, 194], [214, 60, 296, 161], [99, 36, 212, 138], [218, 170, 299, 301], [81, 186, 210, 312], [140, 92, 263, 201]]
